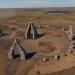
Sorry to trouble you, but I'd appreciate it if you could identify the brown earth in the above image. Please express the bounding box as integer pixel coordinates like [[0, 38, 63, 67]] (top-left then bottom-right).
[[0, 8, 75, 75]]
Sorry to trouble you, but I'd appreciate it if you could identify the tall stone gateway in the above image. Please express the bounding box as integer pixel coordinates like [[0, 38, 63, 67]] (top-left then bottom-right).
[[8, 39, 25, 60], [25, 22, 38, 39]]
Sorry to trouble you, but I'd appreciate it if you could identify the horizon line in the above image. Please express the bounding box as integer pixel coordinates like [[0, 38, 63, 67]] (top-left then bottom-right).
[[0, 6, 75, 9]]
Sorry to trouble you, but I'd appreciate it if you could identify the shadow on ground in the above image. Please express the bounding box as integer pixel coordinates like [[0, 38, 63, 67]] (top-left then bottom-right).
[[0, 33, 9, 37], [13, 51, 37, 60]]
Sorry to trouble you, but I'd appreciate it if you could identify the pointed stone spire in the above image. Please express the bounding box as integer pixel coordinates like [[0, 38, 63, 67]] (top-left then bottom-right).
[[8, 39, 25, 60], [25, 22, 38, 39]]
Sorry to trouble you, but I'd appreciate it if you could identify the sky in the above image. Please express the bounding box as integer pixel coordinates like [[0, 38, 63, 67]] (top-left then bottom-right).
[[0, 0, 75, 8]]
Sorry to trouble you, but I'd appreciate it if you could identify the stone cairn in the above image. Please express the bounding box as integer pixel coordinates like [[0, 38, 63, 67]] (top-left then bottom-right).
[[7, 24, 75, 62], [63, 25, 75, 54], [42, 25, 75, 62], [8, 39, 26, 60], [34, 21, 41, 28], [63, 25, 73, 40], [25, 22, 38, 39]]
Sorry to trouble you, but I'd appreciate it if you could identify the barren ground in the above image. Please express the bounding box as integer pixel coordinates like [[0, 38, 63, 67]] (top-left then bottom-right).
[[0, 8, 75, 75]]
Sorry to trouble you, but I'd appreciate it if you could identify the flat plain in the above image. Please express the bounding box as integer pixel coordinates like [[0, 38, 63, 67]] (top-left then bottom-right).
[[0, 8, 75, 75]]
